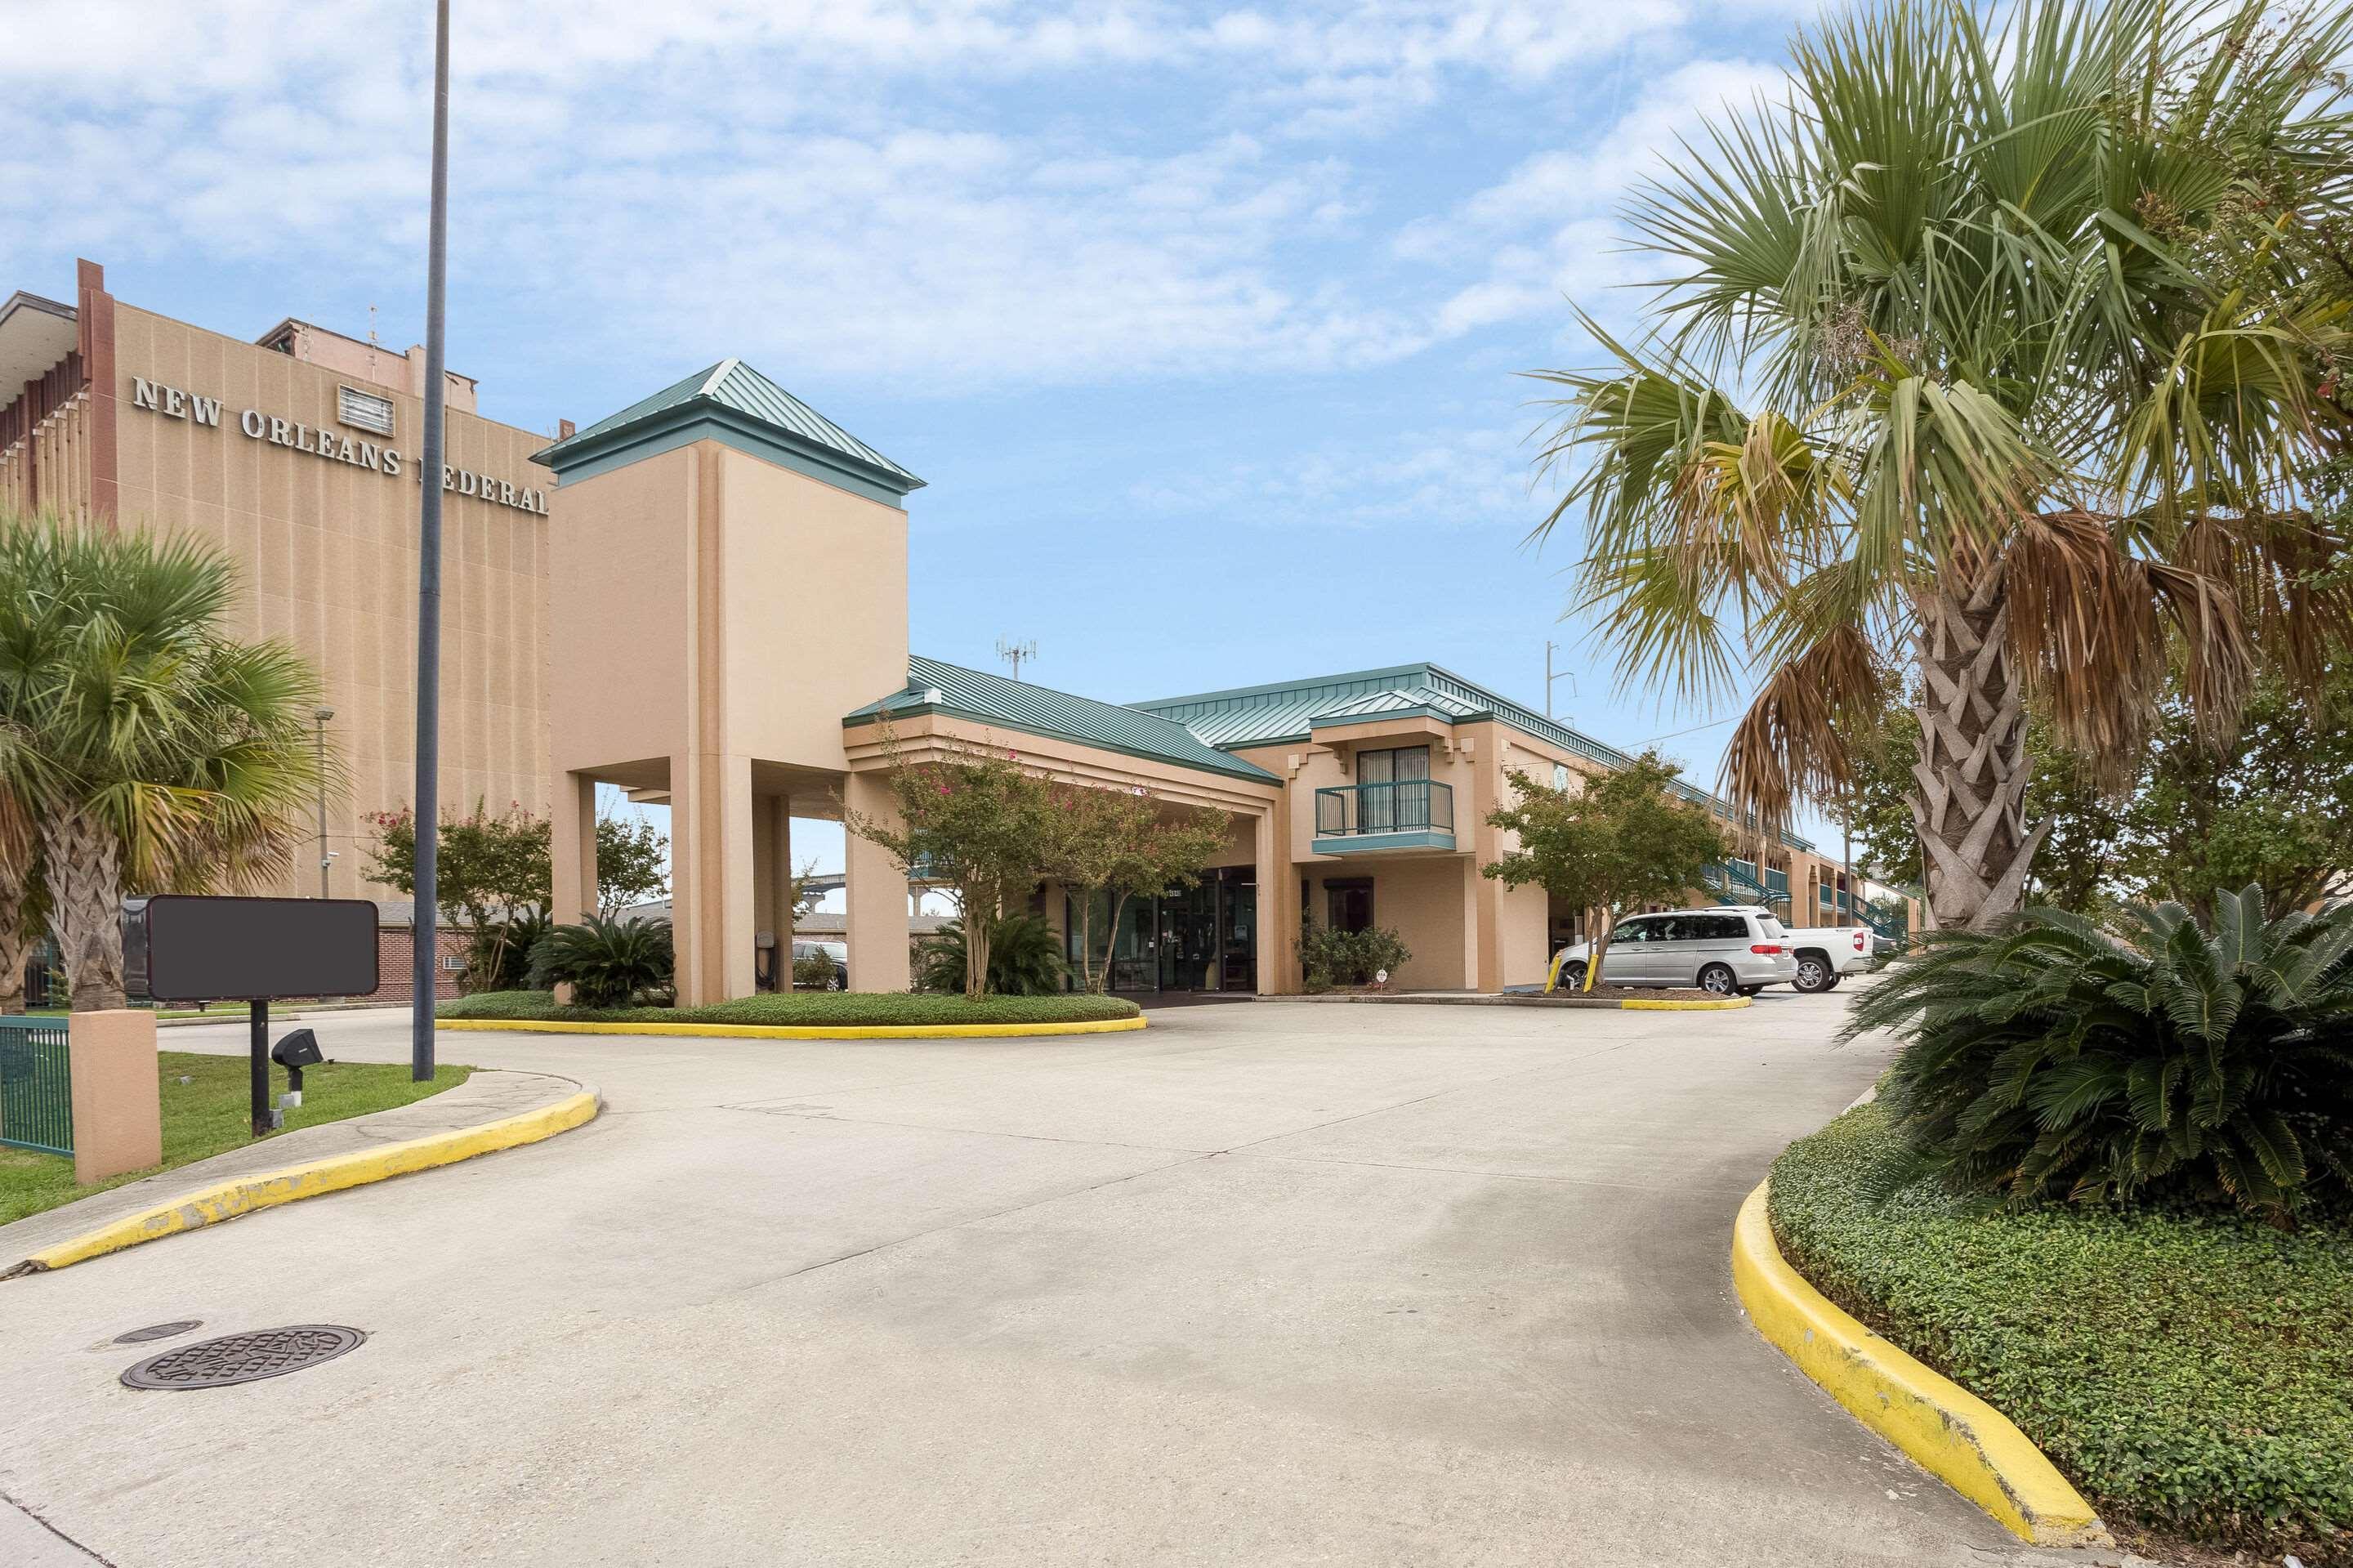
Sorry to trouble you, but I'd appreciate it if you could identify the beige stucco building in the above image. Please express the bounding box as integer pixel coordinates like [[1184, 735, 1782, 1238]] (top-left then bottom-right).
[[2, 259, 1913, 1003]]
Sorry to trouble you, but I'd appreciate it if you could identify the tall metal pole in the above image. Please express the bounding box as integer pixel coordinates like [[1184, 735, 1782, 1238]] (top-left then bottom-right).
[[314, 705, 334, 898], [411, 0, 451, 1082]]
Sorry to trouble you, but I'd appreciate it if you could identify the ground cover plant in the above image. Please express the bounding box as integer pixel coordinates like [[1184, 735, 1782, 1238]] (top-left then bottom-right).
[[1846, 886, 2353, 1217], [437, 989, 1139, 1027], [0, 1050, 473, 1226], [1770, 1101, 2353, 1552]]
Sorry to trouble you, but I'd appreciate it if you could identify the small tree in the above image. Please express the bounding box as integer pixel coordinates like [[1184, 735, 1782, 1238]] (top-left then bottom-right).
[[785, 855, 826, 921], [1040, 784, 1230, 994], [594, 811, 669, 916], [1480, 753, 1727, 991], [368, 799, 551, 991], [842, 730, 1053, 1000]]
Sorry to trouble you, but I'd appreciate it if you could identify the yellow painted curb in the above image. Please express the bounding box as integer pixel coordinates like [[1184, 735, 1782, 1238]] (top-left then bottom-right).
[[438, 1015, 1147, 1040], [7, 1087, 601, 1276], [1621, 996, 1751, 1010], [1730, 1182, 2110, 1548]]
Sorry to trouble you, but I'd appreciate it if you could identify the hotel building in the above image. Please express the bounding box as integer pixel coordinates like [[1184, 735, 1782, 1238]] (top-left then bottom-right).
[[1, 260, 1909, 1002]]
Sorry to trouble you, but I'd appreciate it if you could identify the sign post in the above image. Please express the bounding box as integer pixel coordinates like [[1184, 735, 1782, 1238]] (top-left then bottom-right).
[[123, 896, 379, 1140]]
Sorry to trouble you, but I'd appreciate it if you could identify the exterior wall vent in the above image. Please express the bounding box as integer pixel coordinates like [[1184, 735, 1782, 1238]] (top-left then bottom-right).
[[337, 385, 395, 436]]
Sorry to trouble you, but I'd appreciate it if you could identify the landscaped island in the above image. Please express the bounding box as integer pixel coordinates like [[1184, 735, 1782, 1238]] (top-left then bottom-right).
[[1770, 1101, 2351, 1556], [436, 989, 1141, 1028]]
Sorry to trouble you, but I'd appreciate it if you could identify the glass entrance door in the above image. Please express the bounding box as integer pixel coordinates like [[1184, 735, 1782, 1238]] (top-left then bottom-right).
[[1219, 876, 1257, 991]]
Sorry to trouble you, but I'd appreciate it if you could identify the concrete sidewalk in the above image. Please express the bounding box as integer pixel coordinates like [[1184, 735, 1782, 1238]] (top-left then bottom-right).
[[0, 1068, 589, 1266]]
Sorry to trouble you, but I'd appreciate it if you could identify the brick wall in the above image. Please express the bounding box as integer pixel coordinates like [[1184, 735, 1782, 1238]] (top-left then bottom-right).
[[373, 927, 469, 1001]]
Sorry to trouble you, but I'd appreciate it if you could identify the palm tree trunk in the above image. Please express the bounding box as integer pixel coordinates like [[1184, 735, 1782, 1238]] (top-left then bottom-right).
[[42, 805, 131, 1011], [0, 860, 28, 1013], [1909, 574, 2047, 931]]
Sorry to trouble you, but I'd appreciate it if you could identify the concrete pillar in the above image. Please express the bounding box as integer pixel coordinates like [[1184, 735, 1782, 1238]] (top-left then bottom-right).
[[551, 771, 599, 926], [672, 750, 759, 1006], [68, 1010, 161, 1185], [766, 795, 794, 986], [1253, 808, 1300, 994], [843, 771, 910, 993]]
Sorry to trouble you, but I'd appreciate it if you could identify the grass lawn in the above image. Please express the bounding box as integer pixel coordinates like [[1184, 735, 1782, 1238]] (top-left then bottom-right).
[[1770, 1100, 2353, 1557], [0, 1051, 474, 1227], [437, 989, 1141, 1028]]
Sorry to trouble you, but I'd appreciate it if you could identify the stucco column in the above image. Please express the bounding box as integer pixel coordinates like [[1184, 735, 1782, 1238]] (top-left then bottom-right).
[[551, 771, 599, 926], [69, 1010, 161, 1185], [843, 771, 910, 993], [1253, 807, 1299, 994], [671, 750, 757, 1006], [767, 794, 794, 980]]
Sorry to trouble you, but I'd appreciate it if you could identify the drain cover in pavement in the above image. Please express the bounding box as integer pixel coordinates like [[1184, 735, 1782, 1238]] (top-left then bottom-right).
[[120, 1325, 365, 1390], [113, 1320, 203, 1345]]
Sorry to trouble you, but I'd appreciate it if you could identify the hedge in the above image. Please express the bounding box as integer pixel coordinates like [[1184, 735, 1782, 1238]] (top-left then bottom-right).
[[1769, 1101, 2353, 1552], [435, 989, 1141, 1028]]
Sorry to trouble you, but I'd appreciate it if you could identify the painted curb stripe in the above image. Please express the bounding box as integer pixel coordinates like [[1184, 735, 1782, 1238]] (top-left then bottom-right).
[[1729, 1182, 2110, 1548], [7, 1088, 601, 1277], [437, 1015, 1148, 1040], [1620, 997, 1750, 1010]]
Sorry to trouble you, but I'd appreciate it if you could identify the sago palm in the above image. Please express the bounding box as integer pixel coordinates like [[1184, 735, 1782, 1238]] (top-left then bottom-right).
[[1846, 886, 2353, 1216], [4, 514, 331, 1009], [1534, 0, 2353, 928]]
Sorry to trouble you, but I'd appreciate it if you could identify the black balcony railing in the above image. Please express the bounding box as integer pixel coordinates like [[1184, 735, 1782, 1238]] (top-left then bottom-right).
[[1314, 779, 1455, 838]]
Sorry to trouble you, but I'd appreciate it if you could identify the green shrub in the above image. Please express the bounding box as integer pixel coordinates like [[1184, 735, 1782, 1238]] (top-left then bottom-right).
[[916, 914, 1068, 996], [527, 914, 674, 1009], [467, 909, 548, 994], [437, 989, 1138, 1027], [1845, 887, 2353, 1217], [1297, 924, 1412, 989], [1770, 1101, 2353, 1548], [792, 953, 842, 989]]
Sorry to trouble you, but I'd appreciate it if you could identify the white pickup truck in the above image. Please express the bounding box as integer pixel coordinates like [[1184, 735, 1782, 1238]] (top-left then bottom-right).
[[1779, 922, 1876, 993]]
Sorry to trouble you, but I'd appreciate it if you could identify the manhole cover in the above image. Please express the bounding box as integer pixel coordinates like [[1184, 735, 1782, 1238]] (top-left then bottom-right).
[[114, 1320, 203, 1345], [120, 1325, 366, 1391]]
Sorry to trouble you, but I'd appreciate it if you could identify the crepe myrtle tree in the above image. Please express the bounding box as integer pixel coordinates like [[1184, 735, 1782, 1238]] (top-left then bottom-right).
[[367, 800, 551, 992], [1480, 753, 1729, 991], [1531, 0, 2353, 930], [843, 726, 1055, 1001], [1040, 783, 1230, 994]]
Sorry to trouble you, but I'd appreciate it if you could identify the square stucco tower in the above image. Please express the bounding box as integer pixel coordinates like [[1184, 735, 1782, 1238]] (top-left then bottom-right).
[[535, 360, 924, 1004]]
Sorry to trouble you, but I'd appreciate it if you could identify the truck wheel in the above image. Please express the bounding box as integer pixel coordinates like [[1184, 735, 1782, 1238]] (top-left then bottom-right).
[[1793, 954, 1833, 993]]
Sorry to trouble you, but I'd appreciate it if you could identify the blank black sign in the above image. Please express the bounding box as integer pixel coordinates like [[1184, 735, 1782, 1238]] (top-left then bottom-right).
[[134, 896, 380, 1002]]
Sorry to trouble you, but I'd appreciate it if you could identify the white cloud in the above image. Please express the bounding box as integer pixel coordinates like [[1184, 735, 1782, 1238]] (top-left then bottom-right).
[[2, 2, 1802, 388]]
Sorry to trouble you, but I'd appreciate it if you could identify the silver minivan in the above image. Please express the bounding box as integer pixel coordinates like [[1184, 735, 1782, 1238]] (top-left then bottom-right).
[[1561, 905, 1797, 995]]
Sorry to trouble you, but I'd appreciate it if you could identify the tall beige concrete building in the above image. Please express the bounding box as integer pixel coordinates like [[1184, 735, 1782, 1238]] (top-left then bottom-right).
[[0, 261, 555, 906]]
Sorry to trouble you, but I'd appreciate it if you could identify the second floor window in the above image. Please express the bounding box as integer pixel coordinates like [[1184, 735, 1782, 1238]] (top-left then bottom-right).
[[1356, 745, 1431, 830]]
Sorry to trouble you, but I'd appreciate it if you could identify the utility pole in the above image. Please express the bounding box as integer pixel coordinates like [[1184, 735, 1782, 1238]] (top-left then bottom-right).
[[996, 637, 1036, 681], [1543, 640, 1577, 719], [313, 705, 335, 898], [411, 0, 451, 1083]]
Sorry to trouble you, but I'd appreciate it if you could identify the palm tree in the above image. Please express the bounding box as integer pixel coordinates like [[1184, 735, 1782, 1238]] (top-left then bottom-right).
[[1533, 0, 2353, 929], [2, 513, 331, 1009]]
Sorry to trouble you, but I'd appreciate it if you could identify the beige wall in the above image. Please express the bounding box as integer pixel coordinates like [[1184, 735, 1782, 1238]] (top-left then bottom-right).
[[105, 302, 552, 901]]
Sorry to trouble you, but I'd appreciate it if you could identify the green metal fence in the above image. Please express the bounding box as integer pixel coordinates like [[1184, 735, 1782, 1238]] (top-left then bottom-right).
[[0, 1016, 72, 1156]]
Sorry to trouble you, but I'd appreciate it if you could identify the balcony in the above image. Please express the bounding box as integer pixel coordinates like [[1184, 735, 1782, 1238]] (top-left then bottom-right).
[[1312, 780, 1456, 855]]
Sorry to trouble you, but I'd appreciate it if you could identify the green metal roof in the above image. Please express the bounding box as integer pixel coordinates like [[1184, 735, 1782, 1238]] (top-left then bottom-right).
[[846, 656, 1279, 785], [1132, 662, 1819, 852], [532, 358, 924, 503]]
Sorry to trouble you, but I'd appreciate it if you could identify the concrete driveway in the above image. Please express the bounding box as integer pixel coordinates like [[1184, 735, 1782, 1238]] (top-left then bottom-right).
[[0, 994, 2074, 1566]]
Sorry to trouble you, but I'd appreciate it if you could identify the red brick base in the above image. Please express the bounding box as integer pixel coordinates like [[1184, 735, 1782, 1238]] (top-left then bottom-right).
[[372, 928, 468, 1000]]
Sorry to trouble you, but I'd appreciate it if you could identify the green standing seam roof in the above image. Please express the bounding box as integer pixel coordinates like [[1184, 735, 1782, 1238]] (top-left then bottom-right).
[[846, 656, 1279, 785], [531, 358, 924, 501], [1132, 662, 1820, 853]]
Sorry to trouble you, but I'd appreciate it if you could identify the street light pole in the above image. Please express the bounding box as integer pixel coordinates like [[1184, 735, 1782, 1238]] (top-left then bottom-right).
[[1543, 641, 1577, 719], [313, 705, 334, 898], [411, 0, 451, 1083]]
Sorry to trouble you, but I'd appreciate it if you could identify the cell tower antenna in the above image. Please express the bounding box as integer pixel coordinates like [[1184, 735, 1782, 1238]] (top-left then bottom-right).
[[996, 637, 1037, 681]]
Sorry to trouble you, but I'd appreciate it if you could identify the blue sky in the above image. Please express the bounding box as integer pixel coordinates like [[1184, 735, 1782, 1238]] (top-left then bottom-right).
[[5, 1, 1841, 887]]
